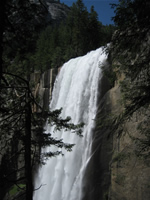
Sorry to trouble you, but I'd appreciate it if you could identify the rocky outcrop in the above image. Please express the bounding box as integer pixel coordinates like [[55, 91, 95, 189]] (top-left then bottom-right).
[[46, 1, 70, 24], [32, 0, 70, 24]]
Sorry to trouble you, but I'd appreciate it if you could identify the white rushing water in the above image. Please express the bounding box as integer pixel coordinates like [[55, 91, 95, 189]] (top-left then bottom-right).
[[33, 47, 108, 200]]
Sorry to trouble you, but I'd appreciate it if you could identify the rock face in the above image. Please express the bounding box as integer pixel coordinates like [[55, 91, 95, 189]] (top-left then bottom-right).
[[92, 71, 150, 199], [32, 0, 70, 24], [46, 1, 70, 23], [31, 68, 60, 112], [108, 86, 150, 200], [47, 2, 70, 22]]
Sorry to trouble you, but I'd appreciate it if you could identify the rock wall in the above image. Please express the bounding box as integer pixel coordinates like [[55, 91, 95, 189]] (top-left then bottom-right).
[[92, 71, 150, 200], [108, 86, 150, 200], [31, 0, 70, 25], [31, 68, 60, 112], [46, 1, 70, 24]]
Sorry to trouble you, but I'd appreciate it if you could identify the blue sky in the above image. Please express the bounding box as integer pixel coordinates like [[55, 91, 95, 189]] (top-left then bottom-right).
[[60, 0, 119, 25]]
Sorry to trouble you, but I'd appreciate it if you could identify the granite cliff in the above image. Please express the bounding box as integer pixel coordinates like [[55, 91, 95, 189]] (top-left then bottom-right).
[[90, 51, 150, 199], [46, 1, 70, 24], [30, 68, 60, 112], [93, 79, 150, 200]]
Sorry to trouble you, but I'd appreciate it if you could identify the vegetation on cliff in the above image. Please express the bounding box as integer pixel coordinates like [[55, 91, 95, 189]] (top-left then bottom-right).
[[110, 0, 150, 157]]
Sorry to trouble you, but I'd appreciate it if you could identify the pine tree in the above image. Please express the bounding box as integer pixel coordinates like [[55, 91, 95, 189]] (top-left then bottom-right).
[[0, 1, 83, 199], [0, 72, 83, 200], [87, 6, 102, 51]]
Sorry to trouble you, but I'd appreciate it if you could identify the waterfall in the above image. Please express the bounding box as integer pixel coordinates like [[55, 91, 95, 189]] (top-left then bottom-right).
[[33, 47, 108, 200]]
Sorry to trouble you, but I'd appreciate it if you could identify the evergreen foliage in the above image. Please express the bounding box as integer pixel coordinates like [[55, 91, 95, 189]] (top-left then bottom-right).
[[31, 0, 115, 72], [2, 0, 115, 75], [2, 0, 48, 78], [0, 73, 83, 200]]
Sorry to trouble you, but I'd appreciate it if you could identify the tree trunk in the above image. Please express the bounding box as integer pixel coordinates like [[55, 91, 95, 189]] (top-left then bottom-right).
[[0, 0, 6, 85], [25, 88, 33, 200]]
